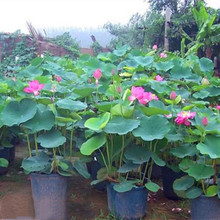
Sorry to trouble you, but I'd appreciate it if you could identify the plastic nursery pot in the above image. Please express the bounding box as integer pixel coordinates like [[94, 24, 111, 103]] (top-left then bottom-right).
[[162, 166, 184, 200], [190, 195, 220, 220], [30, 173, 68, 220], [86, 160, 107, 191], [0, 147, 10, 175], [142, 162, 162, 180], [107, 182, 148, 220]]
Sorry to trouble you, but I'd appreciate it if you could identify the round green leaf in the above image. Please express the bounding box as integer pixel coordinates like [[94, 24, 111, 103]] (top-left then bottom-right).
[[206, 185, 218, 197], [0, 158, 8, 167], [37, 129, 66, 148], [187, 164, 214, 181], [124, 146, 150, 164], [150, 152, 165, 166], [73, 160, 90, 179], [173, 176, 195, 191], [1, 99, 37, 126], [132, 115, 170, 141], [56, 99, 87, 111], [80, 134, 106, 155], [21, 154, 50, 172], [170, 144, 198, 158], [197, 135, 220, 158], [85, 112, 110, 131], [185, 186, 202, 199], [104, 117, 140, 135], [139, 106, 170, 116], [113, 181, 134, 193], [153, 61, 174, 72], [134, 56, 154, 67], [145, 182, 160, 192], [23, 109, 55, 133], [117, 162, 139, 173]]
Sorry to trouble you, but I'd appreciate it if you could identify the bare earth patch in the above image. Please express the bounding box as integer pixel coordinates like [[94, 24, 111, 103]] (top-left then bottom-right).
[[0, 160, 190, 220]]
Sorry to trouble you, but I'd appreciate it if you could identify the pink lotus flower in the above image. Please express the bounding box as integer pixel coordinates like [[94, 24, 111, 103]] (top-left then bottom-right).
[[175, 111, 196, 126], [139, 92, 159, 105], [24, 80, 44, 96], [128, 86, 145, 102], [202, 117, 208, 126], [55, 75, 61, 82], [93, 69, 102, 80], [170, 91, 177, 100], [93, 69, 102, 85], [160, 52, 167, 58], [155, 75, 163, 81], [215, 105, 220, 110], [153, 45, 158, 50]]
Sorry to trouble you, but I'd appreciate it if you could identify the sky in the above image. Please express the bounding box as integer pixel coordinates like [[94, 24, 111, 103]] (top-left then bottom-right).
[[0, 0, 219, 34]]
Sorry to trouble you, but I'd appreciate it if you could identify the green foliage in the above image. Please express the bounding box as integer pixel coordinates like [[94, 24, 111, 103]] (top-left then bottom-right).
[[0, 31, 37, 75], [49, 32, 80, 58], [91, 41, 103, 56]]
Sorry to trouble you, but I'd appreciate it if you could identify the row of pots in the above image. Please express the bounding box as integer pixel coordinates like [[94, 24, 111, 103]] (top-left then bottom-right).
[[30, 169, 220, 220]]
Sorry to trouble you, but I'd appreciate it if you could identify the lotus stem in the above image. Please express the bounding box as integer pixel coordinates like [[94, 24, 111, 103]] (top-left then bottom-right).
[[119, 135, 125, 168], [213, 159, 217, 185], [70, 126, 74, 159], [26, 134, 31, 157], [118, 135, 125, 179], [34, 133, 38, 156], [201, 180, 206, 194], [98, 149, 108, 170], [142, 161, 149, 184], [106, 135, 111, 167], [53, 148, 58, 173]]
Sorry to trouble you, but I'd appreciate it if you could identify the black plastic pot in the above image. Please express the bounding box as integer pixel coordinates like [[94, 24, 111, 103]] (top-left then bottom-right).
[[162, 166, 184, 200], [107, 183, 148, 220], [191, 195, 220, 220], [30, 173, 68, 220], [0, 147, 10, 175], [87, 160, 107, 191]]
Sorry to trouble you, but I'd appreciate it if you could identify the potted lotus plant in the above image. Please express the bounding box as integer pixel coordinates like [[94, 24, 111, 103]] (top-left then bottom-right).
[[172, 107, 220, 220], [1, 77, 90, 220], [80, 83, 171, 219]]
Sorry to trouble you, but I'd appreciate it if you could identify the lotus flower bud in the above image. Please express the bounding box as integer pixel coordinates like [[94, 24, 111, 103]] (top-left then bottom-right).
[[216, 105, 220, 110], [117, 86, 122, 93], [153, 45, 158, 50], [170, 91, 177, 100], [112, 69, 115, 75], [202, 117, 208, 126], [110, 96, 114, 101]]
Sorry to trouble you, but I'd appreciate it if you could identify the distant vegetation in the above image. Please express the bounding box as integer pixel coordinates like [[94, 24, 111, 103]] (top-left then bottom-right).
[[41, 27, 114, 48]]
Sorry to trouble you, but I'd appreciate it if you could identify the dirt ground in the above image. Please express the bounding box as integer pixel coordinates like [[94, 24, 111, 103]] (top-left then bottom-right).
[[0, 146, 191, 220]]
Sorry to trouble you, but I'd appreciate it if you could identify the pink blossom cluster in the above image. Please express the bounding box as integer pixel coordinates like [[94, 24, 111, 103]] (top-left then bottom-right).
[[24, 80, 44, 96], [129, 86, 159, 105], [175, 111, 196, 126]]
